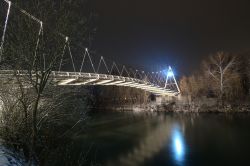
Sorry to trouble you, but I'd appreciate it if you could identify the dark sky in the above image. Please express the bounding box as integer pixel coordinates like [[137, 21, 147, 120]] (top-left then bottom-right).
[[91, 0, 250, 75]]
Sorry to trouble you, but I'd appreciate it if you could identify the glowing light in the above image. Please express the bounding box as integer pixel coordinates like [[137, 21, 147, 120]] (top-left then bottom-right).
[[174, 136, 183, 156], [171, 126, 185, 164], [167, 71, 174, 77]]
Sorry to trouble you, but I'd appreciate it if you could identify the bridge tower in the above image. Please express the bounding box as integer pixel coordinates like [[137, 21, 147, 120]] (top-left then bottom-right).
[[164, 66, 180, 94]]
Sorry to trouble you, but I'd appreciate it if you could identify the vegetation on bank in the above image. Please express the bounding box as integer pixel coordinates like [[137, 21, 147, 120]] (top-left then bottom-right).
[[0, 0, 153, 164], [93, 86, 153, 109], [179, 52, 250, 112], [0, 0, 96, 164]]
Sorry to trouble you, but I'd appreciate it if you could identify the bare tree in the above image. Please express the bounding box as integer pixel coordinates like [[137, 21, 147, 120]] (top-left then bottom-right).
[[179, 73, 207, 104], [202, 52, 240, 105], [0, 0, 94, 164], [179, 76, 189, 95]]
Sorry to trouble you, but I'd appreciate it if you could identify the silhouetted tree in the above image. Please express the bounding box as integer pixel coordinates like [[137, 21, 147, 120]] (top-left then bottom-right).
[[202, 52, 241, 105], [0, 0, 95, 164], [180, 73, 207, 102]]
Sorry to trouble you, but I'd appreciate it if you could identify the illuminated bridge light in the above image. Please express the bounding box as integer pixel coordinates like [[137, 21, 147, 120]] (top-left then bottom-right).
[[167, 70, 174, 77]]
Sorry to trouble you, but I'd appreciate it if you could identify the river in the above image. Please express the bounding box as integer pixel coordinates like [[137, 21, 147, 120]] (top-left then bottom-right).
[[48, 111, 250, 166]]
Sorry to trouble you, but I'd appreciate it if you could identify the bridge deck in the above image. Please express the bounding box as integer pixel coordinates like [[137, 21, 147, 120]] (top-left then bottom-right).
[[0, 70, 178, 96]]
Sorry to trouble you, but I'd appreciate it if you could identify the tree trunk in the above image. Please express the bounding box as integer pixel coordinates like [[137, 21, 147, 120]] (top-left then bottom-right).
[[219, 67, 224, 107], [29, 93, 40, 165]]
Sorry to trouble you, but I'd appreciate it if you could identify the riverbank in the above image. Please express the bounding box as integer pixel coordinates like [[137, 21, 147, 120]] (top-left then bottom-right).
[[95, 102, 250, 113], [0, 143, 26, 166], [174, 104, 250, 113]]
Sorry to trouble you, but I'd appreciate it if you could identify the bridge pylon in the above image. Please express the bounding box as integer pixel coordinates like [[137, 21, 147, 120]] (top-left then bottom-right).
[[164, 66, 180, 95]]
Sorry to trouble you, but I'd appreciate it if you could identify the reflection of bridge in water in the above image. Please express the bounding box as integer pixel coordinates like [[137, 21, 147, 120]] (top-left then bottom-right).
[[106, 115, 185, 166], [0, 0, 180, 96]]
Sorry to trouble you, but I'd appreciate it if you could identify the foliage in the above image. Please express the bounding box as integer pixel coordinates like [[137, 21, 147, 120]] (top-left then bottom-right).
[[180, 74, 207, 98], [180, 51, 248, 106], [0, 0, 95, 164]]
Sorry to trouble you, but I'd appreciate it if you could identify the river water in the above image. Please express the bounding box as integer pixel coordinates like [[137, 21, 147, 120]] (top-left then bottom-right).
[[51, 112, 250, 166]]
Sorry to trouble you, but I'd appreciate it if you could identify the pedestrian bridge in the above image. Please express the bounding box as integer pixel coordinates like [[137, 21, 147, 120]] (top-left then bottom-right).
[[0, 0, 180, 97], [54, 71, 179, 96], [0, 70, 179, 96]]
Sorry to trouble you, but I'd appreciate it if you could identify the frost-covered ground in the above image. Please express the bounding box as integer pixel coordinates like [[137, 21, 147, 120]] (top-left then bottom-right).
[[0, 144, 25, 166]]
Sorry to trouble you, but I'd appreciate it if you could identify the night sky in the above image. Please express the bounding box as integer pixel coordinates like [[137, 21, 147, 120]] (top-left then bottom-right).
[[91, 0, 250, 75]]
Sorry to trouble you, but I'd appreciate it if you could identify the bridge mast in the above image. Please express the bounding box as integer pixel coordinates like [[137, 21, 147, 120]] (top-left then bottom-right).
[[164, 66, 180, 94]]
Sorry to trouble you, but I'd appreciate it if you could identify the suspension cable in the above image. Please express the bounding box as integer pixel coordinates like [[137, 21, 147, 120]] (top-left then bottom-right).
[[85, 48, 96, 73], [0, 0, 11, 61], [58, 36, 68, 72], [129, 68, 136, 78], [32, 21, 43, 68], [110, 62, 121, 75], [120, 65, 130, 77], [97, 56, 109, 73], [79, 49, 87, 73], [67, 41, 76, 74], [102, 57, 110, 74]]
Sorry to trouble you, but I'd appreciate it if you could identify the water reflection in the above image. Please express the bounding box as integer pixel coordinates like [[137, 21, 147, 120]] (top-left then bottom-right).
[[49, 112, 250, 166], [104, 114, 188, 166], [171, 125, 185, 165], [106, 113, 173, 166]]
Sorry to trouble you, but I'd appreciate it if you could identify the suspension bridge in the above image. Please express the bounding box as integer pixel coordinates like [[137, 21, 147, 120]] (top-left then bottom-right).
[[0, 0, 180, 96]]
